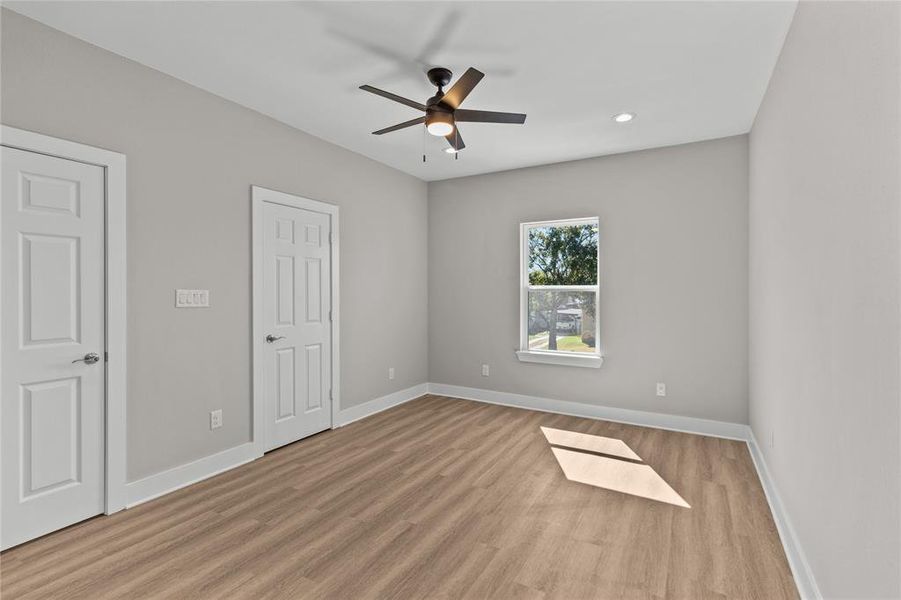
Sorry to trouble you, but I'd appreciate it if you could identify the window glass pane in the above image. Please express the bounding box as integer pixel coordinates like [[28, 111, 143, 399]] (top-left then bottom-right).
[[528, 222, 598, 285], [528, 290, 597, 353]]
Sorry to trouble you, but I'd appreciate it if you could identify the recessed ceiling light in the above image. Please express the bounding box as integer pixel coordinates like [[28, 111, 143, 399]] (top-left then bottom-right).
[[444, 147, 459, 154], [613, 112, 635, 123]]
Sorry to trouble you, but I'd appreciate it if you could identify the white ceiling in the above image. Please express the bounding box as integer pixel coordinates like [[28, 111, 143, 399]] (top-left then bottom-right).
[[7, 1, 796, 182]]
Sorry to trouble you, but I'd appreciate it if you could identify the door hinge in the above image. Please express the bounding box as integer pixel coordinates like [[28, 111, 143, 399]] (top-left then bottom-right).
[[328, 232, 334, 244], [329, 389, 333, 401], [329, 310, 333, 322], [104, 351, 109, 362]]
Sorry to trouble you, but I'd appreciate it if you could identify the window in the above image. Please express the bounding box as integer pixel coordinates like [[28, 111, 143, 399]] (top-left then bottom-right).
[[517, 218, 602, 368]]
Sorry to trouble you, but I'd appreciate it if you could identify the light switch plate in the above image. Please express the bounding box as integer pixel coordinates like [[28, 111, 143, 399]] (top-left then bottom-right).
[[176, 289, 210, 308]]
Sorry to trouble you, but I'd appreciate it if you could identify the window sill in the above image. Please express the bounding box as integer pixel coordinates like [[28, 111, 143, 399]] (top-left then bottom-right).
[[515, 350, 603, 369]]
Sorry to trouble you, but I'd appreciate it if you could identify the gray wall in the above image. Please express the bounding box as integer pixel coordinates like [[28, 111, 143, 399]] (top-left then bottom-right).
[[749, 2, 901, 598], [1, 10, 429, 481], [429, 136, 749, 424], [8, 11, 899, 595]]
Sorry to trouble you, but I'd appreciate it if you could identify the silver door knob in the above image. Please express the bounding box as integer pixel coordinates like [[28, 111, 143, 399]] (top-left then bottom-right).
[[73, 352, 101, 365], [265, 334, 285, 343]]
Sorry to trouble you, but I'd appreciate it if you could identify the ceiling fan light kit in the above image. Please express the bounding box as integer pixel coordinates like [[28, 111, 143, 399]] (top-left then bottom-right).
[[360, 66, 526, 154], [426, 111, 454, 137]]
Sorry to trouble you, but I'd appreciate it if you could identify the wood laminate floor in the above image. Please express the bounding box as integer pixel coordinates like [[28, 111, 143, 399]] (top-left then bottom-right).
[[0, 395, 797, 599]]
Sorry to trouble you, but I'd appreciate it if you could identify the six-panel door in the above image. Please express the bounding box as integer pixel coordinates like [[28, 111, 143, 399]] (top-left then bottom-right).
[[262, 201, 332, 451], [1, 147, 106, 549]]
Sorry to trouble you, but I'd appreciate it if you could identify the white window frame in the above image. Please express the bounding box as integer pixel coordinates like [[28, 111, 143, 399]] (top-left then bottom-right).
[[516, 217, 603, 368]]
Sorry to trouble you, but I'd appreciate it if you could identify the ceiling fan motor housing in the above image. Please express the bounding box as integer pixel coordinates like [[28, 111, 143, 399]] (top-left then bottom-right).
[[426, 67, 455, 119], [427, 67, 453, 90]]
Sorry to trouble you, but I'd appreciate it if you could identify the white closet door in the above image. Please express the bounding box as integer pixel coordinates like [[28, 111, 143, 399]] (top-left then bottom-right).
[[1, 147, 106, 549], [261, 200, 332, 451]]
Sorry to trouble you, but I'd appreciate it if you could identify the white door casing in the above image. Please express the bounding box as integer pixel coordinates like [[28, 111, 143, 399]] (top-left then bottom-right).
[[1, 147, 107, 549], [252, 187, 338, 452], [1, 126, 127, 549]]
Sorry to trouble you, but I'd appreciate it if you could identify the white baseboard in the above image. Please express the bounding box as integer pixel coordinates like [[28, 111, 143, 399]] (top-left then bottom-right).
[[122, 384, 428, 509], [747, 431, 821, 599], [125, 442, 260, 508], [119, 380, 817, 599], [335, 383, 429, 427], [427, 382, 818, 599], [427, 382, 750, 440]]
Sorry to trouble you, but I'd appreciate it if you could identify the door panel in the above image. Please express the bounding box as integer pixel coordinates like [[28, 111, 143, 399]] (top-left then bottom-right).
[[275, 347, 296, 421], [22, 377, 81, 496], [1, 147, 106, 549], [275, 256, 295, 326], [22, 233, 81, 345], [304, 343, 322, 411], [262, 200, 331, 451], [305, 258, 321, 323], [20, 171, 81, 216]]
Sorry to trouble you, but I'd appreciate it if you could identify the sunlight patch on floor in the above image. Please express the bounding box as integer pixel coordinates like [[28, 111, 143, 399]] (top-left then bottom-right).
[[543, 428, 690, 508], [540, 426, 642, 461]]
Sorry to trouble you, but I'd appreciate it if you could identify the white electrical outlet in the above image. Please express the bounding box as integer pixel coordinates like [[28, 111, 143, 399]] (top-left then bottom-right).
[[210, 409, 223, 430], [176, 289, 210, 308], [388, 367, 395, 380], [481, 364, 490, 377], [656, 382, 666, 397]]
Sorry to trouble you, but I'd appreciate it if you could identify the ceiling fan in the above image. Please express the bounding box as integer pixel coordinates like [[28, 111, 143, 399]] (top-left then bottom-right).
[[360, 67, 526, 152]]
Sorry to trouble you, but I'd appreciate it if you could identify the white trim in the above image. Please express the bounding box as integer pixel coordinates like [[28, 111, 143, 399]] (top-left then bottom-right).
[[520, 216, 598, 228], [335, 383, 429, 427], [251, 185, 340, 455], [519, 217, 602, 365], [124, 443, 260, 508], [747, 431, 822, 599], [428, 383, 750, 441], [426, 382, 816, 598], [251, 194, 265, 455], [123, 383, 429, 508], [128, 383, 817, 599], [515, 350, 603, 368], [527, 284, 597, 292], [1, 126, 128, 514]]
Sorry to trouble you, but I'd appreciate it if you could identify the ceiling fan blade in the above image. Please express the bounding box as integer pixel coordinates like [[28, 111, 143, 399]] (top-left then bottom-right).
[[372, 117, 426, 135], [454, 109, 527, 124], [440, 67, 484, 109], [359, 85, 427, 111], [445, 128, 465, 151]]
